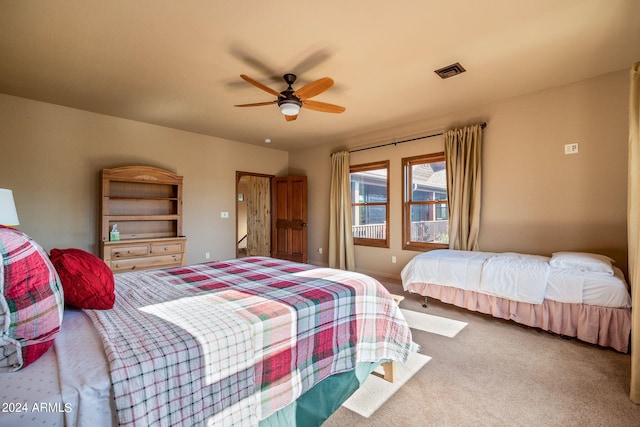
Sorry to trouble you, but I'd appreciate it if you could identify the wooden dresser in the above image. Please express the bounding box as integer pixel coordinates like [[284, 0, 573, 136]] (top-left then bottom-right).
[[100, 166, 186, 272]]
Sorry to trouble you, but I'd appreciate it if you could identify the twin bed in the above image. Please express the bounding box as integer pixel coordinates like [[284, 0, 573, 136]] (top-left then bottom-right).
[[1, 226, 417, 427], [401, 249, 632, 353]]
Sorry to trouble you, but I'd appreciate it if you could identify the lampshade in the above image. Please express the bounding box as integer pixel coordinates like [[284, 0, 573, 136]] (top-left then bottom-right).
[[279, 101, 301, 116], [0, 189, 20, 226]]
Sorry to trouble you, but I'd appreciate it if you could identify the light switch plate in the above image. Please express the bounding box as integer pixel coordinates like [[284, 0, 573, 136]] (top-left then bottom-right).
[[564, 143, 579, 154]]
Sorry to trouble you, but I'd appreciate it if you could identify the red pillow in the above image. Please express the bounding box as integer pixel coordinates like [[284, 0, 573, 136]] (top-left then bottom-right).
[[49, 248, 115, 310]]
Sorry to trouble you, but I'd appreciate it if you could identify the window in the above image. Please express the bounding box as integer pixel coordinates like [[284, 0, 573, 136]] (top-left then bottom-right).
[[402, 153, 448, 250], [350, 161, 389, 247]]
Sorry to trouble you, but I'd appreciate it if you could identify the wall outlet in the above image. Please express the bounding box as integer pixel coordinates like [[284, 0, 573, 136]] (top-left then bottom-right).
[[318, 247, 323, 254], [391, 256, 397, 264], [564, 143, 579, 155], [205, 252, 210, 259], [220, 211, 229, 218]]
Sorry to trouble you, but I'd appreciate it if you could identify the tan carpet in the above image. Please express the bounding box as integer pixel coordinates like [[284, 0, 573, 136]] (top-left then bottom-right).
[[323, 278, 640, 427]]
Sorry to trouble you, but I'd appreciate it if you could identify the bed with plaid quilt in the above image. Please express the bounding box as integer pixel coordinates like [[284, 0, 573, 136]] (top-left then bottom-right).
[[85, 257, 417, 426]]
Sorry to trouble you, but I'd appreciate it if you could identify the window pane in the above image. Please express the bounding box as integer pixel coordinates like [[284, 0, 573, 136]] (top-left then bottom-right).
[[352, 205, 386, 239], [409, 204, 448, 244], [351, 168, 387, 203], [435, 202, 449, 220], [411, 161, 446, 201]]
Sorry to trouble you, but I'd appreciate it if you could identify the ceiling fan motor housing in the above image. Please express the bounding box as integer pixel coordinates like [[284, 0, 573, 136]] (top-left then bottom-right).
[[283, 73, 297, 86]]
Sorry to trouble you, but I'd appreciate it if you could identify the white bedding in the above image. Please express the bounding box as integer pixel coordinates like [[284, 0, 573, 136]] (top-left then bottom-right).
[[400, 249, 493, 292], [401, 249, 631, 307], [479, 252, 550, 304], [2, 309, 116, 427]]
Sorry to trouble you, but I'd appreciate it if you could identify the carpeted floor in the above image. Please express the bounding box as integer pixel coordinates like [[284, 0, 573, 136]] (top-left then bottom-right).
[[323, 278, 640, 427]]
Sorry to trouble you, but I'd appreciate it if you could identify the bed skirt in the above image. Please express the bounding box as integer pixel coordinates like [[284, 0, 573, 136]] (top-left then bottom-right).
[[407, 282, 631, 353]]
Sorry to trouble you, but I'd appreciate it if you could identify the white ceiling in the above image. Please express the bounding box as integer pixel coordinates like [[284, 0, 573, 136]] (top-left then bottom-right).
[[0, 0, 638, 151]]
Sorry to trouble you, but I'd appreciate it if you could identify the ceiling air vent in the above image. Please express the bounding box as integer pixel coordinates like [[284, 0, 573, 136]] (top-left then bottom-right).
[[434, 62, 466, 79]]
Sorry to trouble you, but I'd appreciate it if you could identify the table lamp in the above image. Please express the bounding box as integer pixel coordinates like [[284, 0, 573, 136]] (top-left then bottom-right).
[[0, 188, 20, 226]]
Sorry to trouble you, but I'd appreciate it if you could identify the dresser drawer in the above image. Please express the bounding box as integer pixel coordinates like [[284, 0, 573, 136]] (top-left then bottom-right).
[[111, 253, 183, 273], [103, 237, 186, 272], [150, 242, 183, 255], [110, 244, 149, 259]]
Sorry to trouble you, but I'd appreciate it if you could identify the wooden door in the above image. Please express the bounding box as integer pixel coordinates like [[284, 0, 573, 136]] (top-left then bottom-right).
[[272, 176, 308, 263], [236, 172, 273, 258], [246, 176, 271, 256]]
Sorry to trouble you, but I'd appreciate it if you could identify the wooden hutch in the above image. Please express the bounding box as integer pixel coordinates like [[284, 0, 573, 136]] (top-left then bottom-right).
[[100, 166, 186, 272]]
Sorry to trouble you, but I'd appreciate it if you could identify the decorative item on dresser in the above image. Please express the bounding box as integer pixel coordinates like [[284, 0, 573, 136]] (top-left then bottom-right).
[[100, 165, 186, 272]]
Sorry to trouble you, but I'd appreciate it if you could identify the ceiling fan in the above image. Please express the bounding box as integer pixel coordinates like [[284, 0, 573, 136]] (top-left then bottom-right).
[[234, 73, 345, 121]]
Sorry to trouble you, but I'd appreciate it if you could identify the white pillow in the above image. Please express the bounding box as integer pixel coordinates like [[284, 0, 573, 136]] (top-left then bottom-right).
[[549, 251, 614, 275]]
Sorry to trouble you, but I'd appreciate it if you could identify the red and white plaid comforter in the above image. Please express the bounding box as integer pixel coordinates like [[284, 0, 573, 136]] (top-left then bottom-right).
[[85, 257, 417, 426]]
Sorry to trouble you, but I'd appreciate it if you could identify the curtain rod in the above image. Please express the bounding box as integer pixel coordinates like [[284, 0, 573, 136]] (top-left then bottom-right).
[[333, 122, 486, 156]]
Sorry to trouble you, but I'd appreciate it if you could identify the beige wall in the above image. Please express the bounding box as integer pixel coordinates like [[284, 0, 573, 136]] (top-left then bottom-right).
[[290, 69, 630, 279], [0, 94, 289, 264]]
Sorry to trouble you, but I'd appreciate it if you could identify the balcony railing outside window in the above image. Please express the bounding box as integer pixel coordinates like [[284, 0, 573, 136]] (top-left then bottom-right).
[[409, 220, 448, 244], [352, 222, 386, 239], [351, 220, 447, 243]]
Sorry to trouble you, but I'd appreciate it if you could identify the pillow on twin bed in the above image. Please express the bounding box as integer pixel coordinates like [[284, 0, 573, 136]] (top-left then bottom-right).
[[49, 248, 115, 310], [0, 226, 64, 372], [549, 251, 614, 275]]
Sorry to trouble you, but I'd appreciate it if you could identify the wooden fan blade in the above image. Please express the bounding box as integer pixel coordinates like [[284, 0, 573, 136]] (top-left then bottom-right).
[[240, 74, 283, 98], [294, 77, 334, 100], [302, 100, 345, 113], [285, 114, 298, 122], [234, 101, 277, 107]]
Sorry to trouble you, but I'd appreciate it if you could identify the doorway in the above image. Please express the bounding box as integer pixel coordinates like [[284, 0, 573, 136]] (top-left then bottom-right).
[[236, 171, 273, 258]]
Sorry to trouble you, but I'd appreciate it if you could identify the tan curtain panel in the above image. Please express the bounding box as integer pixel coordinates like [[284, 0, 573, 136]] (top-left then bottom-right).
[[629, 62, 640, 404], [329, 150, 356, 271], [444, 123, 483, 251]]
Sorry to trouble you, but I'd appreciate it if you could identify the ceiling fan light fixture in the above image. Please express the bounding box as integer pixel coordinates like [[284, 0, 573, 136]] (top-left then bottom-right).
[[279, 100, 301, 116]]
